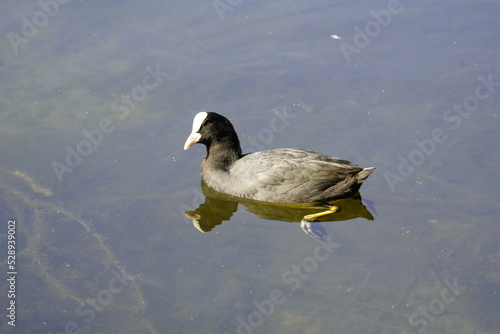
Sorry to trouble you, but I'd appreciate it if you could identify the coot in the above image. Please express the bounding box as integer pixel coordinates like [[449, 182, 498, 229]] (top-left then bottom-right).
[[184, 112, 374, 204]]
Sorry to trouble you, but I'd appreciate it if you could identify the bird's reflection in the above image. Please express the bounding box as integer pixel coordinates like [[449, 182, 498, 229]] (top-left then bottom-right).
[[185, 181, 374, 240]]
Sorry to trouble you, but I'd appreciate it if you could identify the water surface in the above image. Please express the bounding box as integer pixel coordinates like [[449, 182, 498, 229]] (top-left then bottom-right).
[[0, 0, 498, 333]]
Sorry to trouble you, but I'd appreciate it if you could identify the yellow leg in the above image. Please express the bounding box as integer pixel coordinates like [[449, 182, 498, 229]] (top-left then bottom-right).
[[303, 205, 341, 222]]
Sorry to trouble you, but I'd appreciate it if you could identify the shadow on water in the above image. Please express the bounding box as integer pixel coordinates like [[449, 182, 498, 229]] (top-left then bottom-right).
[[185, 180, 374, 241]]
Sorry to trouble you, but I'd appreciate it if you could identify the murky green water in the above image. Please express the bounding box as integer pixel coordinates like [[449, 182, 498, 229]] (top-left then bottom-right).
[[1, 0, 498, 333]]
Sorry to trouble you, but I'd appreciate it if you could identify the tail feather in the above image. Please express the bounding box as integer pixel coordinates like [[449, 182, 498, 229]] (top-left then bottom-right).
[[357, 167, 375, 182]]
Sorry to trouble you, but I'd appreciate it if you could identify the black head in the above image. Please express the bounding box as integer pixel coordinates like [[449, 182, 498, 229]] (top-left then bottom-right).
[[184, 112, 242, 156]]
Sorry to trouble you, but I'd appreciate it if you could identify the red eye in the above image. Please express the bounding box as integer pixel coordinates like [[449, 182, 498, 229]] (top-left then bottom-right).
[[204, 121, 212, 126]]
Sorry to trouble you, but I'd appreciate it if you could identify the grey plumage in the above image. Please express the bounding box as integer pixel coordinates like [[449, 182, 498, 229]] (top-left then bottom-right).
[[185, 112, 375, 203]]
